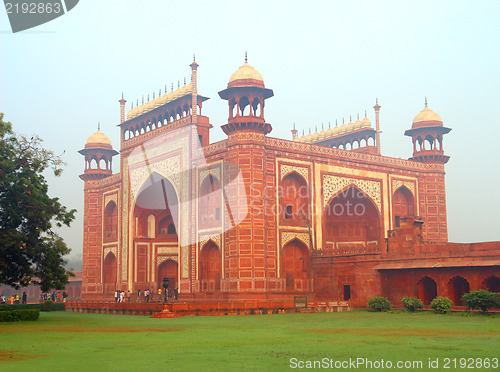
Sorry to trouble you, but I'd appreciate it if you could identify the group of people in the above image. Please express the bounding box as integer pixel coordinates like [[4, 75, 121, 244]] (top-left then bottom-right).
[[111, 288, 178, 303], [1, 291, 29, 304], [114, 290, 131, 303], [40, 291, 68, 303]]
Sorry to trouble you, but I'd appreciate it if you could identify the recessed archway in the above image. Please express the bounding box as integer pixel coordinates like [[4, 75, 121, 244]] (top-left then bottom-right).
[[393, 186, 415, 227], [481, 276, 500, 292], [324, 186, 381, 249], [448, 276, 470, 306], [157, 259, 178, 293], [281, 239, 310, 291], [103, 253, 117, 294], [199, 241, 221, 292], [417, 276, 437, 305]]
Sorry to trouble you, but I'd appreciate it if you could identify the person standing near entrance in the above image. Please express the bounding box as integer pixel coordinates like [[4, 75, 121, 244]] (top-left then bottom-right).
[[157, 288, 162, 303]]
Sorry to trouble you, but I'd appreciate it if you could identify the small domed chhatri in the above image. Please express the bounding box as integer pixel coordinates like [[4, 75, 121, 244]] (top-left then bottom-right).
[[412, 102, 443, 129], [85, 129, 112, 150]]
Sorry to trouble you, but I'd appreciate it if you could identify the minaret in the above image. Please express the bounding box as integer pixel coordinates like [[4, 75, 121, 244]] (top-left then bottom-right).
[[190, 55, 199, 124], [291, 123, 298, 140], [374, 98, 381, 155], [119, 93, 127, 124]]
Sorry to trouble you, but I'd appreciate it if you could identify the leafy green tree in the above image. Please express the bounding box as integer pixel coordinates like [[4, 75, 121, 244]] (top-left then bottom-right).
[[0, 113, 76, 292], [462, 290, 500, 314]]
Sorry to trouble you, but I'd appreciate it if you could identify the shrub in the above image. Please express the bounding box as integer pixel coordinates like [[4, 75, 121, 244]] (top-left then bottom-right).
[[430, 296, 453, 314], [401, 297, 424, 312], [0, 303, 64, 311], [367, 296, 392, 312], [0, 309, 40, 322], [462, 290, 500, 314]]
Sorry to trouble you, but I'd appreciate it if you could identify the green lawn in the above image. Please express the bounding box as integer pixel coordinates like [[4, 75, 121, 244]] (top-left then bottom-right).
[[0, 311, 499, 371]]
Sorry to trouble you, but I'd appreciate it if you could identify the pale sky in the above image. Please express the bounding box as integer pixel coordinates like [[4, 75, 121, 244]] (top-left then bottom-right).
[[1, 0, 499, 263]]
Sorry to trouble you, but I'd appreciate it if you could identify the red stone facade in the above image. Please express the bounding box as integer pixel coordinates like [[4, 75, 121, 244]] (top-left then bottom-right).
[[78, 59, 499, 307]]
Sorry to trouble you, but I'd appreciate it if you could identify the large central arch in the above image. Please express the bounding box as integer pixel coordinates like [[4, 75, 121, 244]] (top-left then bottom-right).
[[324, 186, 381, 249]]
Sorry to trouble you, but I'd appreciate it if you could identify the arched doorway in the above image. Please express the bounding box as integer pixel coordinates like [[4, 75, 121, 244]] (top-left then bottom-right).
[[199, 241, 221, 291], [392, 186, 415, 227], [324, 186, 381, 250], [280, 172, 309, 222], [103, 253, 117, 294], [157, 260, 178, 292], [281, 239, 310, 291], [417, 276, 437, 305], [448, 276, 470, 306], [133, 173, 179, 241], [481, 276, 500, 292]]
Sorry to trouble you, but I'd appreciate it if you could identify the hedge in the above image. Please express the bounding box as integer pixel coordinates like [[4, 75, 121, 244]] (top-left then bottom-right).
[[0, 302, 65, 312], [0, 309, 40, 322]]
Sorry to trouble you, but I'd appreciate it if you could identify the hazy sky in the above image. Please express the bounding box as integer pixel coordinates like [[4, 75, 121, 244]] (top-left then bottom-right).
[[1, 0, 499, 262]]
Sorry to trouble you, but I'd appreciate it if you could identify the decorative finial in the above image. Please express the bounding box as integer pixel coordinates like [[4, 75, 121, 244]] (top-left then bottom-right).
[[165, 84, 167, 93], [357, 113, 359, 120], [98, 122, 100, 131], [178, 80, 180, 88], [425, 97, 428, 107], [245, 51, 248, 63], [309, 128, 311, 134], [147, 94, 149, 102], [336, 119, 338, 126], [376, 97, 378, 105], [343, 118, 345, 124], [136, 99, 139, 107], [193, 53, 196, 62], [171, 83, 173, 91], [153, 92, 155, 100], [315, 125, 318, 132], [293, 122, 296, 129], [159, 89, 161, 97], [350, 115, 352, 122], [365, 110, 367, 117], [321, 123, 324, 130], [142, 96, 144, 105], [131, 102, 134, 109], [184, 77, 186, 85], [121, 92, 124, 99], [302, 130, 305, 136], [329, 121, 331, 128]]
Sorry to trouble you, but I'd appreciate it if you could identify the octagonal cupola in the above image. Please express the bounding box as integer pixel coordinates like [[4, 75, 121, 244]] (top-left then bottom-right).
[[218, 53, 274, 136]]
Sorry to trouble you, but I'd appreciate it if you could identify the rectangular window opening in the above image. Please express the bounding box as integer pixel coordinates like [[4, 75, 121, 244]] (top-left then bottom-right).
[[343, 285, 351, 301], [285, 205, 293, 219]]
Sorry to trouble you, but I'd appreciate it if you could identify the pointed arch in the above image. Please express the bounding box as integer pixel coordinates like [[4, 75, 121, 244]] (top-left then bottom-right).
[[199, 241, 221, 292], [103, 252, 117, 294], [280, 172, 309, 223], [417, 276, 437, 305], [393, 186, 415, 227], [281, 239, 310, 291], [157, 259, 178, 292], [198, 175, 222, 229], [324, 185, 381, 249], [103, 201, 118, 243], [448, 276, 470, 306]]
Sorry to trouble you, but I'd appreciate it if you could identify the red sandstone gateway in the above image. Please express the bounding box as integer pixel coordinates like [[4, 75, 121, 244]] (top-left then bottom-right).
[[75, 57, 499, 308]]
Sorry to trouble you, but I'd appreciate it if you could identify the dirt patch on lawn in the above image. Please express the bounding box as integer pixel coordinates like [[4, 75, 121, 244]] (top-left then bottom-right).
[[306, 328, 499, 338], [0, 351, 43, 362]]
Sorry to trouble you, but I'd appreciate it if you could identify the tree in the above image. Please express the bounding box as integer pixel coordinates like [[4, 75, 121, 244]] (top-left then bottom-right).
[[0, 113, 76, 292]]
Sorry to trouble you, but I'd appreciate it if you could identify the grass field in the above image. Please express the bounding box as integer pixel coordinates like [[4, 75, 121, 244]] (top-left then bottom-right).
[[0, 311, 499, 371]]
